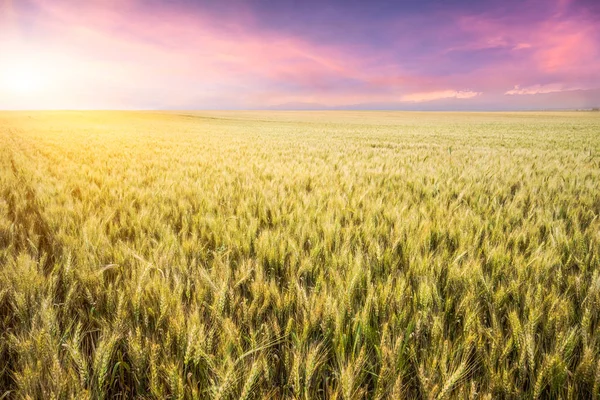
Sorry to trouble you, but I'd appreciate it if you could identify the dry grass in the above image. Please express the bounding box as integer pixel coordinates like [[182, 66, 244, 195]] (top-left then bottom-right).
[[0, 110, 599, 398]]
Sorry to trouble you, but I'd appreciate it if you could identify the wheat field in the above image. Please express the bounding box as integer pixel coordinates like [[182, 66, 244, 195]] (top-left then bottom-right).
[[1, 111, 599, 399]]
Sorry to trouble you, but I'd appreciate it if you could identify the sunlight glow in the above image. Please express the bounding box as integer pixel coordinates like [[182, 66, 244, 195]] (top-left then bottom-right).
[[5, 68, 44, 94], [0, 47, 79, 108], [2, 64, 48, 94]]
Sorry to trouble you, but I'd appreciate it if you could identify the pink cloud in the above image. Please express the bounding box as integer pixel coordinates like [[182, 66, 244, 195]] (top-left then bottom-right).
[[450, 5, 600, 89], [1, 0, 599, 109], [505, 84, 575, 95], [401, 90, 481, 102], [534, 21, 599, 74], [2, 0, 396, 108], [512, 43, 532, 50]]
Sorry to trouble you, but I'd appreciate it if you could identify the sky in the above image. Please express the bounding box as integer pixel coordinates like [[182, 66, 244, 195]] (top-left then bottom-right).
[[0, 0, 599, 110]]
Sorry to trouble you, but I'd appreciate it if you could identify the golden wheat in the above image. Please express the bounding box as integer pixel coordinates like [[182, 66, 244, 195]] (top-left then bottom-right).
[[0, 110, 599, 398]]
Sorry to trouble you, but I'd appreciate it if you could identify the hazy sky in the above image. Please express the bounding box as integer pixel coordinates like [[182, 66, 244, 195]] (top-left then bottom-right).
[[1, 0, 599, 109]]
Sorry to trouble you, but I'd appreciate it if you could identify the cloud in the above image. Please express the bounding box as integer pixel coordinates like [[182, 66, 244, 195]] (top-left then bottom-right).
[[505, 84, 580, 95], [4, 0, 385, 107], [448, 4, 600, 84], [401, 90, 481, 103], [513, 43, 532, 50], [1, 0, 599, 109]]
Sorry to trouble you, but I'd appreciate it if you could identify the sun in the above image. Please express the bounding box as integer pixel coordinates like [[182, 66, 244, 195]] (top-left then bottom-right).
[[2, 64, 46, 95], [0, 48, 76, 108]]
